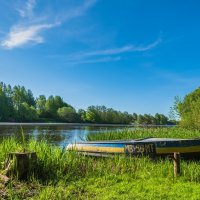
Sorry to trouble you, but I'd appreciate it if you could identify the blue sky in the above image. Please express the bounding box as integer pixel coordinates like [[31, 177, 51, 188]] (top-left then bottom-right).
[[0, 0, 200, 115]]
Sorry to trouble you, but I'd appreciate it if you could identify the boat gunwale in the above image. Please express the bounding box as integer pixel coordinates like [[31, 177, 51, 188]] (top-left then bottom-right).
[[75, 137, 200, 144]]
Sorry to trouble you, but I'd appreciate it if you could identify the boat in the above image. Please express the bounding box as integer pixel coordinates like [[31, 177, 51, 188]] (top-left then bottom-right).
[[67, 138, 200, 158]]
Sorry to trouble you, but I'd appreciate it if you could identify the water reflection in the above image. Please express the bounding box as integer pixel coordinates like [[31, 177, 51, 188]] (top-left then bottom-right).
[[0, 125, 128, 147]]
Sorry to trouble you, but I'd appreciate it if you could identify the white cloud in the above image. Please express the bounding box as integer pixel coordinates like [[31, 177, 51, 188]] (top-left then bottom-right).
[[1, 23, 58, 49], [1, 0, 97, 49], [16, 0, 36, 18]]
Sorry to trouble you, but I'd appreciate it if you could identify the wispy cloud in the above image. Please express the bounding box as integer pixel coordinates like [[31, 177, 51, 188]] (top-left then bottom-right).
[[85, 38, 161, 56], [1, 23, 59, 49], [60, 0, 98, 21], [16, 0, 36, 18], [1, 0, 97, 49], [64, 37, 161, 64], [67, 56, 121, 65], [68, 38, 161, 60]]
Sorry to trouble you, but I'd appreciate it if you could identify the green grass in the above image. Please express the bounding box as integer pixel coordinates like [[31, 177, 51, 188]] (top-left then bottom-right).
[[87, 127, 200, 141], [1, 128, 200, 199]]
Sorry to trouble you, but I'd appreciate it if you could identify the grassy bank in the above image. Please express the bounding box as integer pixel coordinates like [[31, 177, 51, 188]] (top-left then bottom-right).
[[87, 127, 200, 141], [1, 128, 200, 199]]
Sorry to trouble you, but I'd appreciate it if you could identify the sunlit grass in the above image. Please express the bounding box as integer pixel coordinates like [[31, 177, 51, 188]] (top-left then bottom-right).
[[1, 127, 200, 199], [86, 127, 200, 141]]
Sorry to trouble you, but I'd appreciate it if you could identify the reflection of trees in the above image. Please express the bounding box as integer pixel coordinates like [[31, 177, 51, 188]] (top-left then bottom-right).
[[35, 130, 66, 145], [0, 126, 34, 143]]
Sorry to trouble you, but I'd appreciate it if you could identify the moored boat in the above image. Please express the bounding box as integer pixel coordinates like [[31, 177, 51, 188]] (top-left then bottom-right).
[[67, 138, 200, 157]]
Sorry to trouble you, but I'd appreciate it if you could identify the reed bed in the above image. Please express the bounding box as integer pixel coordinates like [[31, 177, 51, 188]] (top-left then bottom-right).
[[86, 127, 200, 141], [1, 128, 200, 199]]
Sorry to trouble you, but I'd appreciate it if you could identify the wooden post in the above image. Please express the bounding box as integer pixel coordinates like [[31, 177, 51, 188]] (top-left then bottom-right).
[[5, 152, 37, 179], [173, 152, 180, 177]]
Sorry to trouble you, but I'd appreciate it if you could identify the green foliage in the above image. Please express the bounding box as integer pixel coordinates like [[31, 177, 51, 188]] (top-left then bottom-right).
[[0, 82, 14, 121], [85, 106, 134, 124], [57, 107, 78, 122], [0, 82, 77, 122], [169, 96, 181, 121], [0, 81, 173, 124], [135, 113, 170, 125], [78, 109, 87, 122], [178, 87, 200, 129], [36, 95, 46, 117]]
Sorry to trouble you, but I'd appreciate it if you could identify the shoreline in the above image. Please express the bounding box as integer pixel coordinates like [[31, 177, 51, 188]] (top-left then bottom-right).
[[0, 122, 134, 127], [0, 122, 174, 127]]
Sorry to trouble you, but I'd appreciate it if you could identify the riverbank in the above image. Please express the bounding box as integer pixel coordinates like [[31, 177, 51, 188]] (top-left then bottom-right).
[[0, 122, 173, 127], [1, 128, 200, 199], [87, 127, 200, 140], [0, 122, 135, 127]]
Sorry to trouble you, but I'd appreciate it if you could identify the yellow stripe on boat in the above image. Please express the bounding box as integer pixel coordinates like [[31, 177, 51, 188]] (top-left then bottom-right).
[[156, 145, 200, 154], [72, 145, 124, 153]]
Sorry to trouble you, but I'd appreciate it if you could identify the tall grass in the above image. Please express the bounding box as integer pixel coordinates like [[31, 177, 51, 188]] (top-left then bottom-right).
[[1, 127, 200, 199], [1, 137, 200, 183], [86, 127, 200, 141]]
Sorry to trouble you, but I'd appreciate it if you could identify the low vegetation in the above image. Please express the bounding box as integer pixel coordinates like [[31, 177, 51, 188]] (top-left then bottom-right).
[[1, 127, 200, 199], [87, 127, 200, 141]]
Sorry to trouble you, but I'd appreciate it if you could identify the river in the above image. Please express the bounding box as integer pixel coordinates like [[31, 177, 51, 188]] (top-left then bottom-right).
[[0, 123, 133, 147]]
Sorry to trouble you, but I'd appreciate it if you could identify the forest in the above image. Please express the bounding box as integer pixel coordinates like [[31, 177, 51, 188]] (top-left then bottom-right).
[[0, 82, 173, 124]]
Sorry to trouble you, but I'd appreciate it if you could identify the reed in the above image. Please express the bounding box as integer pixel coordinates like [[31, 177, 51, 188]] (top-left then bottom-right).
[[1, 128, 200, 199], [86, 127, 200, 141]]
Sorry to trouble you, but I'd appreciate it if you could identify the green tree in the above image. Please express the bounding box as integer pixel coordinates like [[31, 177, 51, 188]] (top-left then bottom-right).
[[85, 106, 100, 123], [169, 96, 181, 121], [57, 107, 78, 122], [0, 87, 11, 121], [16, 102, 38, 121], [78, 109, 87, 122], [45, 96, 58, 119], [45, 95, 72, 119], [178, 87, 200, 128], [36, 95, 47, 117], [132, 113, 138, 124]]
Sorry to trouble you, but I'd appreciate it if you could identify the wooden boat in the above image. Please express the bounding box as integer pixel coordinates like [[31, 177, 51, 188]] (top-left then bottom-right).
[[67, 138, 200, 157]]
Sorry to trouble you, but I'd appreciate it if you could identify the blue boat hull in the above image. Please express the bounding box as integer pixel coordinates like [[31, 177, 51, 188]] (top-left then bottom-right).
[[67, 138, 200, 156]]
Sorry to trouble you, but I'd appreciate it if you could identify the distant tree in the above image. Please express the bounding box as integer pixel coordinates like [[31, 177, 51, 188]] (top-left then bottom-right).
[[36, 95, 47, 117], [57, 107, 77, 122], [78, 109, 87, 122], [154, 113, 168, 125], [132, 113, 138, 124], [136, 114, 145, 124], [44, 95, 72, 119], [169, 96, 181, 121], [0, 81, 174, 124], [27, 89, 35, 107], [142, 114, 153, 124], [85, 106, 100, 123], [16, 102, 38, 121], [178, 87, 200, 128], [0, 87, 12, 121]]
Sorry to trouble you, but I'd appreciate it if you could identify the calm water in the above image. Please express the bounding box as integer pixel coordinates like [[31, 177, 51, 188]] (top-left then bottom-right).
[[0, 124, 132, 147]]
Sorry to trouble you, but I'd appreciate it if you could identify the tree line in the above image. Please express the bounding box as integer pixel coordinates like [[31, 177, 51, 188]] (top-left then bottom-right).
[[0, 82, 173, 125]]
